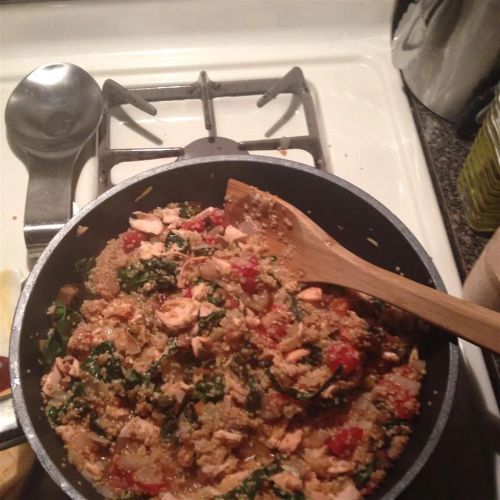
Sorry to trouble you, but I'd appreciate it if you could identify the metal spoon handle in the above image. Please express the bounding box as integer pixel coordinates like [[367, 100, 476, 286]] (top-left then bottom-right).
[[23, 153, 76, 260]]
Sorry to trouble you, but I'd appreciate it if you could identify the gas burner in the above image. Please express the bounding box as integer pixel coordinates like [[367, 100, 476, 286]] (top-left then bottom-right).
[[98, 67, 326, 193]]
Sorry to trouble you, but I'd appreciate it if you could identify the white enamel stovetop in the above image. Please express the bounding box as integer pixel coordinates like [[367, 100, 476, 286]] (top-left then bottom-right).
[[0, 0, 498, 481]]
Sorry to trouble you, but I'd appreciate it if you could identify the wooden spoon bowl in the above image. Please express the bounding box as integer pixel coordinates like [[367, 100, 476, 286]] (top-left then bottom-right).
[[225, 179, 500, 354]]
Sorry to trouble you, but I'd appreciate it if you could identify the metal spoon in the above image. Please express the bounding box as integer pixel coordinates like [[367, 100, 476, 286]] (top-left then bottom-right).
[[5, 63, 103, 259]]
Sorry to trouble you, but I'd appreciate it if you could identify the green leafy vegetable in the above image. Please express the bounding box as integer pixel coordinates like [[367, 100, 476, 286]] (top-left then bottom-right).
[[42, 329, 66, 369], [42, 301, 81, 368], [89, 411, 107, 436], [230, 354, 249, 380], [354, 460, 377, 488], [82, 341, 124, 382], [118, 258, 178, 293], [271, 486, 306, 500], [179, 202, 201, 219], [289, 295, 302, 322], [198, 310, 225, 331], [161, 406, 180, 443], [166, 232, 189, 252], [161, 396, 198, 443], [46, 406, 60, 427], [192, 374, 225, 402], [195, 279, 225, 307], [301, 344, 323, 367], [246, 378, 262, 413], [45, 380, 88, 427], [74, 257, 96, 280], [207, 287, 225, 307], [193, 246, 216, 257], [230, 355, 261, 413], [145, 339, 179, 382], [182, 402, 198, 424], [213, 461, 282, 499], [53, 300, 81, 336], [125, 369, 144, 388]]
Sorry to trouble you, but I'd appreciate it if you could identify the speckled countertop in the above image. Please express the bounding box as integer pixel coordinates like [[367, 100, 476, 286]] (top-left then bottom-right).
[[408, 94, 500, 405]]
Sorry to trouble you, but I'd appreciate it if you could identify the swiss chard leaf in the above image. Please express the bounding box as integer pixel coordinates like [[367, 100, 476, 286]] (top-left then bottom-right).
[[192, 374, 225, 402], [161, 396, 198, 443], [45, 380, 88, 427], [125, 369, 144, 388], [74, 257, 96, 281], [193, 246, 216, 257], [161, 406, 180, 443], [54, 300, 81, 336], [230, 355, 261, 413], [213, 461, 282, 500], [118, 258, 178, 293], [89, 411, 107, 436], [42, 301, 81, 368], [301, 344, 323, 367], [179, 202, 201, 219], [354, 460, 377, 488], [145, 339, 179, 382], [246, 377, 262, 413], [289, 294, 302, 322], [271, 486, 305, 500], [198, 310, 225, 331], [82, 341, 124, 382], [166, 232, 189, 252], [42, 329, 66, 369]]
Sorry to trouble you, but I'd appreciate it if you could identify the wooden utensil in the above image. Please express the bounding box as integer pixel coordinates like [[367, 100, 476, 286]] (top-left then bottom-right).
[[225, 179, 500, 353]]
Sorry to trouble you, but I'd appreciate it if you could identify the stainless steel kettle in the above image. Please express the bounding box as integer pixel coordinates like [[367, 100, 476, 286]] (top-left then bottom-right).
[[392, 0, 500, 122]]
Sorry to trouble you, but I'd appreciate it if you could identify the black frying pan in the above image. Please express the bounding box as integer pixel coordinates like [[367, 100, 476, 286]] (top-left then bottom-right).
[[8, 155, 458, 499]]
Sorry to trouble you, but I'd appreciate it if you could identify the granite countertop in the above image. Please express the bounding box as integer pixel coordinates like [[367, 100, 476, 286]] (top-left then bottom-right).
[[408, 94, 499, 405]]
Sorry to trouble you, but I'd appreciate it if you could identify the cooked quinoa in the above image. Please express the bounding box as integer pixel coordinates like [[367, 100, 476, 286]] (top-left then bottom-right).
[[41, 202, 426, 499]]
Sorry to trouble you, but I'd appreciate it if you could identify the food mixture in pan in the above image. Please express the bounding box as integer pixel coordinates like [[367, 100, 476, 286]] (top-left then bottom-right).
[[41, 201, 426, 499]]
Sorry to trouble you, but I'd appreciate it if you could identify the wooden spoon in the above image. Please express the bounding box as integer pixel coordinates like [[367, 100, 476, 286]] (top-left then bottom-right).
[[225, 179, 500, 354]]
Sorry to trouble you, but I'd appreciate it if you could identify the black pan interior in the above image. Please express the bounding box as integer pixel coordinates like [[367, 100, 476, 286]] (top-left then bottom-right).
[[12, 156, 458, 500]]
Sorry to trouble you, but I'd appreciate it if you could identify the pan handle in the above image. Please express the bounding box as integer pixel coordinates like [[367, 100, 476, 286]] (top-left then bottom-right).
[[0, 391, 26, 450]]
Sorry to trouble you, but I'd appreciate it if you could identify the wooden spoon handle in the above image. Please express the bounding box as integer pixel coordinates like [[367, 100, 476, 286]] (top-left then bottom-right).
[[334, 258, 500, 353]]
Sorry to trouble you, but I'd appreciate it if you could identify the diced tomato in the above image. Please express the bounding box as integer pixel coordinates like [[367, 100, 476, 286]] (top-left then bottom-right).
[[207, 208, 227, 228], [325, 426, 364, 458], [325, 341, 361, 375], [232, 257, 260, 294], [226, 297, 239, 309], [122, 229, 148, 252], [232, 256, 259, 276], [378, 379, 418, 420], [119, 470, 170, 496], [269, 323, 288, 340], [180, 219, 206, 232], [254, 323, 287, 343], [134, 478, 170, 496], [330, 297, 351, 316], [203, 235, 218, 245], [241, 276, 257, 294]]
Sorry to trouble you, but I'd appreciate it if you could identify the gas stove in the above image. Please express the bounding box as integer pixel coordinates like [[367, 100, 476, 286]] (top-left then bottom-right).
[[0, 0, 497, 497]]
